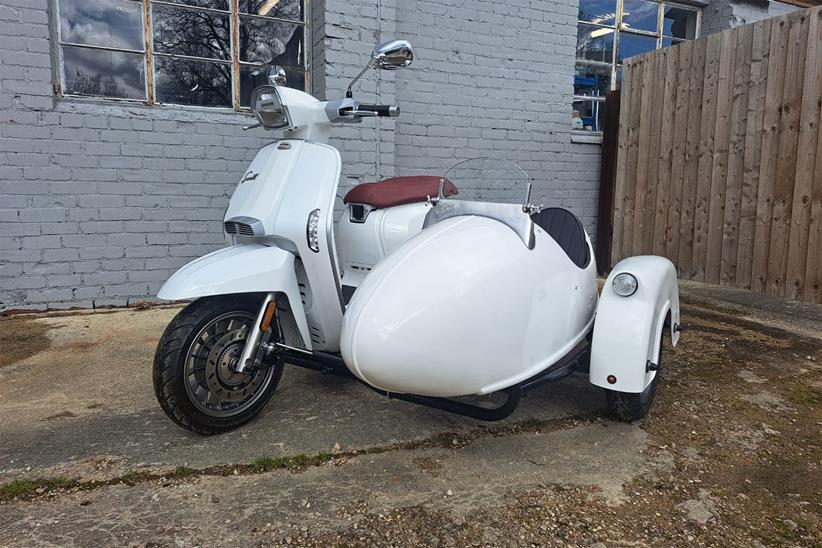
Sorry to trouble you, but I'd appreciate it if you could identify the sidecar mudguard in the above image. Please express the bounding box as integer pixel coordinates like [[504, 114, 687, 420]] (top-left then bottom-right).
[[156, 243, 311, 349], [590, 256, 680, 393]]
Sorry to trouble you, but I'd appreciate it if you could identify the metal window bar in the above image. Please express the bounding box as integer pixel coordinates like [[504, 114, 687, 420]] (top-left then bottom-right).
[[51, 0, 309, 110]]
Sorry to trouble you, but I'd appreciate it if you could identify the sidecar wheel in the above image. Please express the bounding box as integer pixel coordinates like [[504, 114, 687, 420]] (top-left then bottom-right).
[[604, 328, 667, 422], [153, 294, 283, 435]]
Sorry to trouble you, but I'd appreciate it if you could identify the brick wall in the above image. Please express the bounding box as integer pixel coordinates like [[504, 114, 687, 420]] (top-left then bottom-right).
[[392, 0, 601, 226], [1, 0, 599, 310]]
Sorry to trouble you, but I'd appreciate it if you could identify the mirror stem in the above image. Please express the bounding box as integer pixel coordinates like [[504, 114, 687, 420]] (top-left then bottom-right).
[[345, 60, 375, 98]]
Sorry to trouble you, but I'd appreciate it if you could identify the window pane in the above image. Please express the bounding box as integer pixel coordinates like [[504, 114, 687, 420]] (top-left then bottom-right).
[[663, 6, 698, 39], [577, 23, 614, 63], [618, 32, 657, 62], [578, 0, 616, 26], [575, 62, 611, 97], [159, 0, 229, 9], [153, 4, 231, 60], [239, 0, 303, 21], [239, 66, 305, 107], [59, 0, 144, 50], [154, 57, 232, 107], [572, 99, 605, 132], [622, 0, 659, 33], [62, 45, 146, 99], [239, 16, 303, 66]]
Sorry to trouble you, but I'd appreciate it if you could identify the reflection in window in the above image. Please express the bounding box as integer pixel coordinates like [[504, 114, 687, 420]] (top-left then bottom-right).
[[54, 0, 308, 109], [63, 46, 146, 100], [622, 0, 659, 33], [59, 0, 144, 50], [574, 0, 700, 132], [618, 33, 658, 63], [152, 4, 232, 60], [577, 23, 614, 63], [155, 57, 232, 107]]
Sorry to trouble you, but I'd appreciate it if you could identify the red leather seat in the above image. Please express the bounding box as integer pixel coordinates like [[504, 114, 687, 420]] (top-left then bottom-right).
[[343, 176, 458, 209]]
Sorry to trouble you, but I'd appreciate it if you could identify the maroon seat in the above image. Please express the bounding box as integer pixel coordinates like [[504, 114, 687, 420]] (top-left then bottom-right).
[[343, 176, 458, 209]]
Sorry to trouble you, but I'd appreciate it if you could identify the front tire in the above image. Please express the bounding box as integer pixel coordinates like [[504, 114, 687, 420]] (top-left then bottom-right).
[[153, 294, 283, 435], [604, 327, 667, 422]]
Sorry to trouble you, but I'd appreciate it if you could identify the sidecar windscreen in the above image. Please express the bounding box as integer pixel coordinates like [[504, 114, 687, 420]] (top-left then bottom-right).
[[531, 208, 590, 269]]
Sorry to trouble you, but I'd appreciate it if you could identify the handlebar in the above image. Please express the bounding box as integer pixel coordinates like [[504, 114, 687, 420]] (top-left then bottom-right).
[[356, 104, 400, 117]]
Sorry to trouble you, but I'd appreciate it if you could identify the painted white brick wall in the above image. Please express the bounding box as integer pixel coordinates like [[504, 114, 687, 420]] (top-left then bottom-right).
[[391, 0, 601, 228], [1, 0, 599, 310]]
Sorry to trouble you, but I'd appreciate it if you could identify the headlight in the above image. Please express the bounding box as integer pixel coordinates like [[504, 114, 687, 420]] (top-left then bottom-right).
[[306, 209, 321, 252], [251, 85, 291, 129], [612, 272, 638, 297]]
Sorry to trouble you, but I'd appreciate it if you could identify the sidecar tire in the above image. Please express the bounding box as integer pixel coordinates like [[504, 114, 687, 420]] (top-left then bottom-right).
[[604, 329, 666, 422], [153, 294, 282, 435]]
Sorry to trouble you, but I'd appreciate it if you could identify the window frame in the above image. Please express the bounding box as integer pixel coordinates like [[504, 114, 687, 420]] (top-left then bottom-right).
[[49, 0, 310, 111], [574, 0, 701, 135]]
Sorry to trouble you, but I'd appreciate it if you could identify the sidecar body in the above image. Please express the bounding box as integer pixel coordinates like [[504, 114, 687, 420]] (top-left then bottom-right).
[[340, 208, 598, 397], [336, 193, 680, 416]]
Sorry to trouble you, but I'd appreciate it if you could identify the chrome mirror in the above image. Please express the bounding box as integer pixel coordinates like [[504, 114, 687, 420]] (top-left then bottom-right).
[[346, 39, 413, 97], [371, 39, 413, 69], [267, 65, 286, 86]]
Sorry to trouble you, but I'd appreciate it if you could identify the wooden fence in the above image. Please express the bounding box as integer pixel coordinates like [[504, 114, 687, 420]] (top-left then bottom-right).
[[609, 5, 822, 303]]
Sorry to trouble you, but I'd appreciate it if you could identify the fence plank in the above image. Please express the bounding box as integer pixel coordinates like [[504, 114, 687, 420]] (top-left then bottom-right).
[[610, 62, 634, 265], [677, 37, 707, 278], [619, 58, 645, 261], [766, 12, 809, 297], [705, 30, 738, 284], [751, 16, 791, 293], [631, 55, 656, 254], [666, 40, 692, 264], [692, 33, 722, 281], [720, 24, 753, 287], [805, 98, 822, 304], [786, 9, 822, 300], [737, 19, 773, 290], [643, 50, 666, 252], [654, 47, 679, 256]]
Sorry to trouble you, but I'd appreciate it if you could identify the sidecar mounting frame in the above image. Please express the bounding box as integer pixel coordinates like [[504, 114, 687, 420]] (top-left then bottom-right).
[[280, 335, 591, 422]]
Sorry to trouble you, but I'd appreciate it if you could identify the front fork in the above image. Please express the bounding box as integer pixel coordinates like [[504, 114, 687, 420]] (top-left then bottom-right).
[[235, 292, 278, 373]]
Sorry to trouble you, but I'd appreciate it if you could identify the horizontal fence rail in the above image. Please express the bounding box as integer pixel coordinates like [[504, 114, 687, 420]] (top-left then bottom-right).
[[611, 5, 822, 303]]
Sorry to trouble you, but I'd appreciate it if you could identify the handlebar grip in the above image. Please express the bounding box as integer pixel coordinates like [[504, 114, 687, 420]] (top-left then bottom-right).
[[358, 104, 400, 117]]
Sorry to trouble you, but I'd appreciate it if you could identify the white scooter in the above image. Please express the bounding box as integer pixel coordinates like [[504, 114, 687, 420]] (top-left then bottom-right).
[[152, 40, 682, 434]]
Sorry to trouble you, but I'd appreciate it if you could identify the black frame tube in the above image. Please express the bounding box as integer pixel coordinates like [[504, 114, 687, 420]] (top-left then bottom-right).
[[281, 332, 591, 422]]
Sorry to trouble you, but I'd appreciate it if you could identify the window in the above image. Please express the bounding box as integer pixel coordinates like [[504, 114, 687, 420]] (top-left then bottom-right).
[[574, 0, 700, 132], [53, 0, 308, 109]]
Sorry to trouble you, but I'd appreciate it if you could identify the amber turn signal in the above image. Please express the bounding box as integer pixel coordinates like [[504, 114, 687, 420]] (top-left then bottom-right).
[[260, 300, 277, 331]]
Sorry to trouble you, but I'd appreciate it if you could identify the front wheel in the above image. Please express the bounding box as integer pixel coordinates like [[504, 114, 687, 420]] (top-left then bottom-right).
[[604, 328, 667, 422], [153, 294, 283, 435]]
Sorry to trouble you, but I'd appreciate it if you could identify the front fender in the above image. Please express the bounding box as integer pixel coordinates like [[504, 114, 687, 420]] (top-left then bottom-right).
[[590, 256, 680, 393], [157, 244, 310, 349]]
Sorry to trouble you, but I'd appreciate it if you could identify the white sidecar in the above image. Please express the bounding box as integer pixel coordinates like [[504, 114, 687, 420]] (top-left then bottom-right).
[[340, 210, 598, 397], [337, 162, 681, 423]]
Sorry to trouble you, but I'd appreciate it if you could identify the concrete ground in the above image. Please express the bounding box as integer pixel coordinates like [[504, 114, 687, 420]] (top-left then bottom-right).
[[0, 281, 820, 547]]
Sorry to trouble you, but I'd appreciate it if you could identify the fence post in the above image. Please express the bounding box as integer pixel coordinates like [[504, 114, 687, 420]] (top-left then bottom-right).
[[596, 90, 621, 274]]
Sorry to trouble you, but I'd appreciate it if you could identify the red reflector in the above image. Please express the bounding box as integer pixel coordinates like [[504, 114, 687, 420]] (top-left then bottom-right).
[[607, 375, 617, 384]]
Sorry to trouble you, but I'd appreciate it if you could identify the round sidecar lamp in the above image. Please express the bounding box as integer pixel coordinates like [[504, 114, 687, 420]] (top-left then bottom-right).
[[612, 273, 638, 297], [306, 208, 321, 252]]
